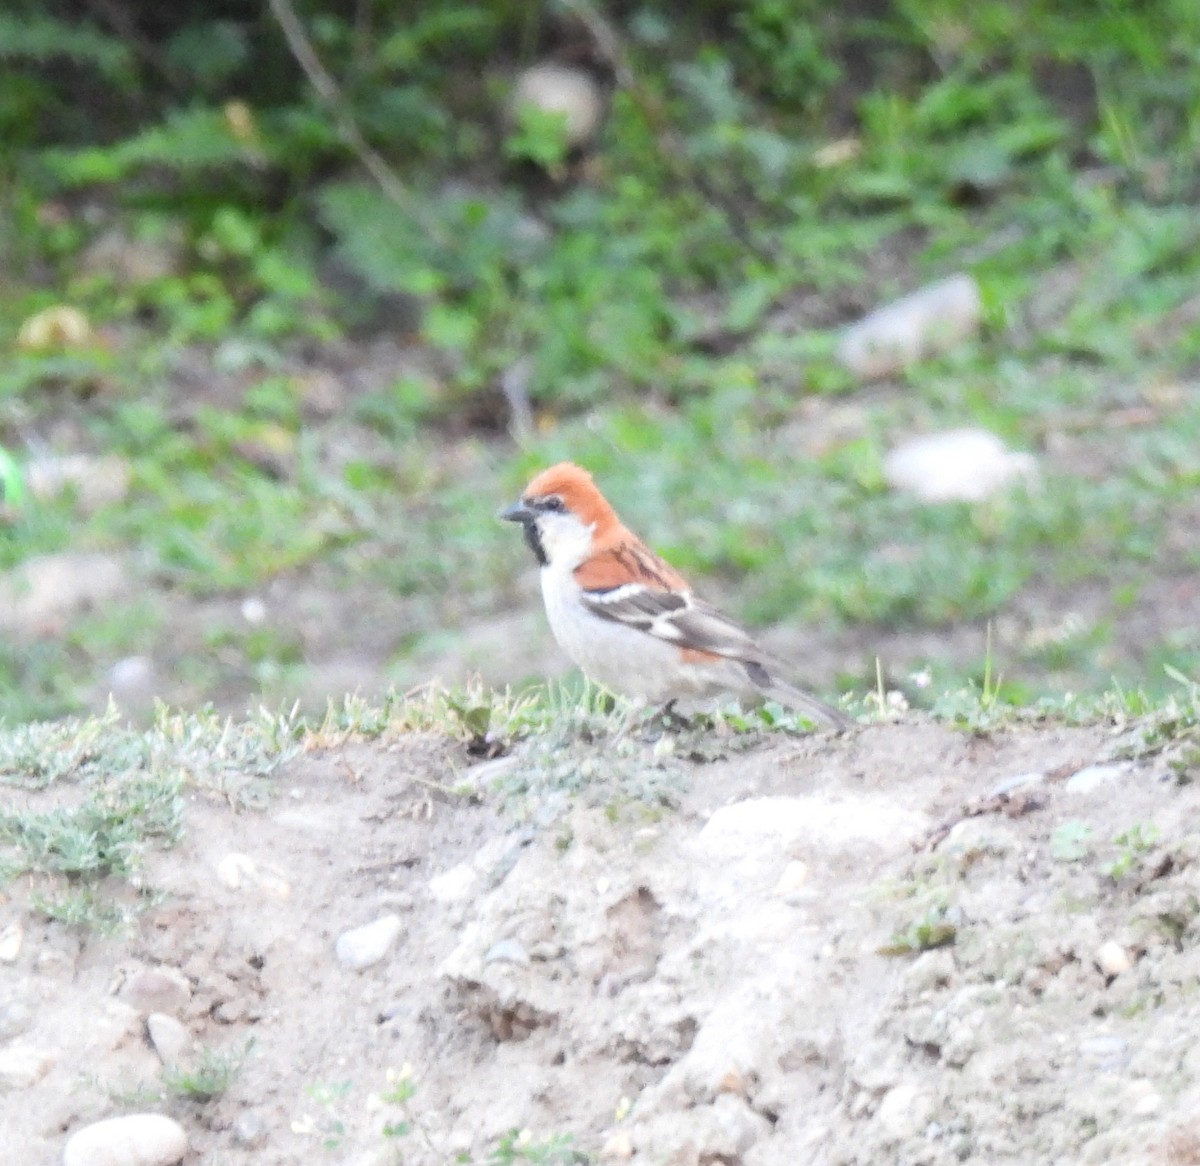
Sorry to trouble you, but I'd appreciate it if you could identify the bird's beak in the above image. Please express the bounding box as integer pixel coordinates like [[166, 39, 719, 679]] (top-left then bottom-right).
[[499, 500, 534, 524]]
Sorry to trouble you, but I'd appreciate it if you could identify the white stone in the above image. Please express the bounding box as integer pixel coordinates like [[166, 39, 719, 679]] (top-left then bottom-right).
[[484, 939, 530, 966], [0, 996, 33, 1040], [108, 656, 156, 705], [837, 273, 982, 380], [600, 1130, 633, 1159], [772, 860, 809, 896], [876, 1083, 935, 1140], [1094, 940, 1133, 978], [700, 795, 927, 856], [216, 853, 290, 898], [336, 914, 404, 971], [429, 862, 478, 903], [0, 552, 127, 635], [511, 63, 604, 148], [26, 454, 131, 513], [0, 1044, 55, 1090], [217, 852, 257, 889], [1066, 763, 1129, 795], [884, 428, 1037, 503], [146, 1013, 193, 1067], [0, 921, 22, 963], [986, 772, 1045, 799], [1128, 1089, 1156, 1118], [63, 1114, 187, 1166]]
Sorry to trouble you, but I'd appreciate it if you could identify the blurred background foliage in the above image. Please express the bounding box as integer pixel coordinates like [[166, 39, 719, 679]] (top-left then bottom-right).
[[1, 0, 1199, 722]]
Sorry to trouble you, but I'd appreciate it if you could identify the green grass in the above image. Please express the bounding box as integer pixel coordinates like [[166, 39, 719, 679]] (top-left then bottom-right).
[[2, 1, 1200, 721], [0, 674, 1197, 925], [0, 702, 303, 926]]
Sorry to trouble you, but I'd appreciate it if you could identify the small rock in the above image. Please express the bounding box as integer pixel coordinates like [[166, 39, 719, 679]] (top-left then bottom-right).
[[1066, 764, 1129, 795], [986, 772, 1045, 799], [876, 1083, 935, 1141], [0, 1044, 55, 1090], [883, 428, 1037, 503], [0, 921, 23, 963], [217, 853, 257, 889], [0, 995, 34, 1040], [711, 1094, 770, 1154], [241, 596, 267, 625], [108, 656, 157, 707], [63, 1113, 187, 1166], [1129, 1082, 1161, 1116], [772, 860, 809, 897], [336, 914, 404, 971], [1094, 940, 1133, 979], [216, 853, 290, 898], [484, 939, 531, 966], [26, 454, 132, 513], [36, 947, 75, 976], [837, 273, 982, 380], [1079, 1034, 1130, 1069], [146, 1014, 193, 1068], [16, 304, 94, 353], [232, 1109, 271, 1149], [510, 63, 605, 148], [903, 948, 957, 994], [700, 795, 927, 857], [600, 1130, 634, 1160], [119, 967, 191, 1016], [429, 863, 478, 903]]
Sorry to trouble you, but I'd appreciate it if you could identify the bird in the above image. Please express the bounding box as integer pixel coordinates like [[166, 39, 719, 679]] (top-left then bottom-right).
[[500, 462, 851, 729]]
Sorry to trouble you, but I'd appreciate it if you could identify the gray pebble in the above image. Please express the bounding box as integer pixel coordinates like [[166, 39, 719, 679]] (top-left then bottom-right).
[[232, 1109, 270, 1149], [336, 914, 404, 971], [0, 996, 33, 1040], [484, 939, 531, 966], [0, 1043, 55, 1089], [1079, 1034, 1131, 1071], [146, 1013, 193, 1067], [1066, 764, 1129, 795], [119, 967, 191, 1016], [63, 1113, 187, 1166]]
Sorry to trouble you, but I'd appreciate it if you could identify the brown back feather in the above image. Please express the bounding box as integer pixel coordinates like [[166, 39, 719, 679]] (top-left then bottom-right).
[[573, 536, 689, 592]]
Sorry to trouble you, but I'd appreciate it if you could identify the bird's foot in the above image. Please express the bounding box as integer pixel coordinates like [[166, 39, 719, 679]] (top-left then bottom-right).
[[649, 700, 695, 732]]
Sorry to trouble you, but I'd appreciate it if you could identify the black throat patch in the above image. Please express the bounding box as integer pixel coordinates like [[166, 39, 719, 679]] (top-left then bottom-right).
[[519, 517, 548, 566]]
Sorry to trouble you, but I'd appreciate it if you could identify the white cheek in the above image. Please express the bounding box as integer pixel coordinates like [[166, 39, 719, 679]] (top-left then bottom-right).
[[537, 513, 594, 570]]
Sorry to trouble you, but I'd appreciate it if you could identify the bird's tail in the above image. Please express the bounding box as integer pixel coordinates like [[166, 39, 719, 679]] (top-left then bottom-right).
[[743, 660, 853, 730]]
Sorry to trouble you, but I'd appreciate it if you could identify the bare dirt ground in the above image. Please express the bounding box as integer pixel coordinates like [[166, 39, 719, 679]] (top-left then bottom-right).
[[5, 712, 1200, 1165]]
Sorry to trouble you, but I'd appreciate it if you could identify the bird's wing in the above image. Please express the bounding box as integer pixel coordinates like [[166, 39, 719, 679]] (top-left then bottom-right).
[[577, 542, 852, 728], [575, 543, 759, 658]]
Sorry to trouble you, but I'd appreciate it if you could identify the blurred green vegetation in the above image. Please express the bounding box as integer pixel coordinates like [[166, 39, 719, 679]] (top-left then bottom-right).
[[1, 0, 1200, 722]]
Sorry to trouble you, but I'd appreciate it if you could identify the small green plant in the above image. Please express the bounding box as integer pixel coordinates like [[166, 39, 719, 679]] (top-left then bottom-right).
[[1107, 824, 1161, 880], [163, 1040, 250, 1103], [374, 1063, 423, 1143], [504, 105, 573, 172], [1050, 820, 1093, 863], [879, 905, 958, 956], [484, 1128, 589, 1166]]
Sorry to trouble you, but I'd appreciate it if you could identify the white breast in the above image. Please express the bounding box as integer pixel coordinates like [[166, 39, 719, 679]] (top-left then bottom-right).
[[539, 564, 719, 703]]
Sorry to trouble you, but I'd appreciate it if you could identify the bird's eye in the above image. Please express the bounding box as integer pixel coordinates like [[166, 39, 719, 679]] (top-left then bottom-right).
[[541, 495, 566, 513]]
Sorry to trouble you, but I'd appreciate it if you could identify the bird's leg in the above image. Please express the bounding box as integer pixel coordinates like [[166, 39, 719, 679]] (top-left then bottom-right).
[[652, 700, 694, 731]]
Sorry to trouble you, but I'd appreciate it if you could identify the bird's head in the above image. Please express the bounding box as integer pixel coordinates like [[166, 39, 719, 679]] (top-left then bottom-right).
[[500, 462, 618, 569]]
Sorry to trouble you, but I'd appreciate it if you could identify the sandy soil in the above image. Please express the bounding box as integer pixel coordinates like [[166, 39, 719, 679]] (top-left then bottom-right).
[[4, 712, 1200, 1165]]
